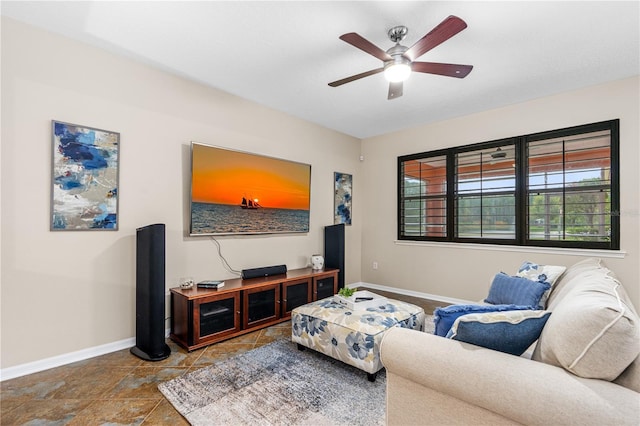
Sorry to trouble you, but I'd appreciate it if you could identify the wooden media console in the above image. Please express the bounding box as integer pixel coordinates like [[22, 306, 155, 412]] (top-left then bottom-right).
[[170, 267, 339, 351]]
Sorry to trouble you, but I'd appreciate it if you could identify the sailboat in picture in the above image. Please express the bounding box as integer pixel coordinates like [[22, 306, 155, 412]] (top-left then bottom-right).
[[241, 196, 262, 210]]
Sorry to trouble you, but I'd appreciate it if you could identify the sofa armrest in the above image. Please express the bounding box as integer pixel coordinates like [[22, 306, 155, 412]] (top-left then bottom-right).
[[380, 327, 639, 426]]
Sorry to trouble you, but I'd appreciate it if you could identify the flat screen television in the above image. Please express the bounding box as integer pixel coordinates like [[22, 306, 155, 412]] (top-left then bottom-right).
[[189, 142, 311, 236]]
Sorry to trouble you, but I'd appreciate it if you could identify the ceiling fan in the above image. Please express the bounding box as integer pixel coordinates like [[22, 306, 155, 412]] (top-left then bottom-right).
[[328, 15, 473, 100]]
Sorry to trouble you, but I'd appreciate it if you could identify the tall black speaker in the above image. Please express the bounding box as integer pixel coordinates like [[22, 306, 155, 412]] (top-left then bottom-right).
[[131, 223, 171, 361], [324, 223, 345, 290]]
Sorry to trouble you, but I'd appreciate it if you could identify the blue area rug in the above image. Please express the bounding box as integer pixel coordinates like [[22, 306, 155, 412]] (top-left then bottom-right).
[[159, 339, 386, 425]]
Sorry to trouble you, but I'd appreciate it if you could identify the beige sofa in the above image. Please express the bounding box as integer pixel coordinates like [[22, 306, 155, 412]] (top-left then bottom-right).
[[380, 258, 640, 425]]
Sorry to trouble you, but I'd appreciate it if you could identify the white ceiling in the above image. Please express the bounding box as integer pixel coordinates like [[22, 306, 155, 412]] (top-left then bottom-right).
[[2, 1, 639, 139]]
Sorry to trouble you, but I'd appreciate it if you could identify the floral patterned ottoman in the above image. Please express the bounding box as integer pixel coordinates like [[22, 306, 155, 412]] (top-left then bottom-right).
[[291, 296, 425, 381]]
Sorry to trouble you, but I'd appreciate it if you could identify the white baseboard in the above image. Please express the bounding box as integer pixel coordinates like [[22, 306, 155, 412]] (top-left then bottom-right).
[[1, 337, 135, 382], [347, 281, 473, 306], [1, 328, 171, 382]]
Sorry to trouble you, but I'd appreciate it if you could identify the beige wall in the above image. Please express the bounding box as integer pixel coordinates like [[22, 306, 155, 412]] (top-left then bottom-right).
[[360, 76, 640, 307], [0, 18, 362, 369]]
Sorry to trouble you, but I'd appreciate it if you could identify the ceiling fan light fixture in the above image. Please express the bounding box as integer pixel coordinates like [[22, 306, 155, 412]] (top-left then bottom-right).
[[491, 147, 507, 159], [384, 61, 411, 82]]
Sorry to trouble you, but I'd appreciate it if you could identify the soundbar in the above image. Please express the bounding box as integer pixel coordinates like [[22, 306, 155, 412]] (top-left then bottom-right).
[[241, 264, 287, 280]]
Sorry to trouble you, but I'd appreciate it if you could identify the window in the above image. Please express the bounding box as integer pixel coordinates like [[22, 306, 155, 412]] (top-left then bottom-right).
[[398, 120, 619, 250], [455, 143, 516, 241], [399, 154, 447, 238]]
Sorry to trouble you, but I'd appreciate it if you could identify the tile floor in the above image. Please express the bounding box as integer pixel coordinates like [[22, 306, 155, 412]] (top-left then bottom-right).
[[1, 290, 442, 425]]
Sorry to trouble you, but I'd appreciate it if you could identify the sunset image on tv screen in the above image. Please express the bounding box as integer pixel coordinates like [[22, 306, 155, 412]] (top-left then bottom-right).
[[190, 143, 311, 235]]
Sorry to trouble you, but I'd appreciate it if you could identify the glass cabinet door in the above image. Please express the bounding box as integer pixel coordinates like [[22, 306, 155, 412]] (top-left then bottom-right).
[[243, 283, 280, 329], [193, 292, 240, 344], [282, 278, 311, 317], [314, 276, 337, 300]]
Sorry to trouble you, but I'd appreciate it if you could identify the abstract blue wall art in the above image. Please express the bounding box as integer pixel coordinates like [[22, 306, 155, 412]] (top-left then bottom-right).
[[334, 172, 352, 225], [51, 120, 120, 231]]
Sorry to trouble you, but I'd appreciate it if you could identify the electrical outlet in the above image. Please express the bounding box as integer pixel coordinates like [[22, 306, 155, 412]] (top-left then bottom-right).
[[372, 261, 378, 270]]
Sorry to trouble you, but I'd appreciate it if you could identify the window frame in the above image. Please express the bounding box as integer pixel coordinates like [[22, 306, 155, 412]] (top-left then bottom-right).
[[397, 119, 620, 250]]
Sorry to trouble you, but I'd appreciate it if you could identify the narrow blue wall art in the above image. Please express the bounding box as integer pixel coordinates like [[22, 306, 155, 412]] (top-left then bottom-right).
[[51, 120, 120, 230], [334, 172, 352, 225]]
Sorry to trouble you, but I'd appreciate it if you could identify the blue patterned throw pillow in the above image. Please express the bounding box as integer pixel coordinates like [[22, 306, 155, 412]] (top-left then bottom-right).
[[433, 303, 533, 337], [516, 261, 566, 308], [446, 310, 552, 356], [485, 272, 551, 309], [516, 261, 566, 285]]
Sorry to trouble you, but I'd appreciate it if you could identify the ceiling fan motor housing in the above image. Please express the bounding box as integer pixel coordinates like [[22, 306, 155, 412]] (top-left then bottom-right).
[[386, 25, 411, 72], [386, 44, 410, 60]]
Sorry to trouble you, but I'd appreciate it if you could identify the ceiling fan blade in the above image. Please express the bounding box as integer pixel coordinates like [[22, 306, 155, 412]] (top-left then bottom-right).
[[328, 68, 384, 87], [340, 33, 392, 61], [412, 62, 473, 78], [388, 81, 403, 100], [404, 15, 468, 61]]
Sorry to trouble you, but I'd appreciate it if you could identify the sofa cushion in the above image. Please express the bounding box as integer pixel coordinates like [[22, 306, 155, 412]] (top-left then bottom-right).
[[446, 310, 551, 356], [484, 273, 550, 308], [433, 303, 532, 337], [515, 261, 566, 308], [545, 257, 603, 310], [533, 263, 640, 380]]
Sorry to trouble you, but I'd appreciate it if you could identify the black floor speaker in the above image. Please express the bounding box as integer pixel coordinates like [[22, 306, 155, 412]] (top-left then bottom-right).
[[131, 223, 171, 361], [324, 223, 345, 290]]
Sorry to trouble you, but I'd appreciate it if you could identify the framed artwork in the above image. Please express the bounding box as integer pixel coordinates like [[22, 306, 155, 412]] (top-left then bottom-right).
[[334, 172, 352, 225], [51, 120, 120, 230]]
